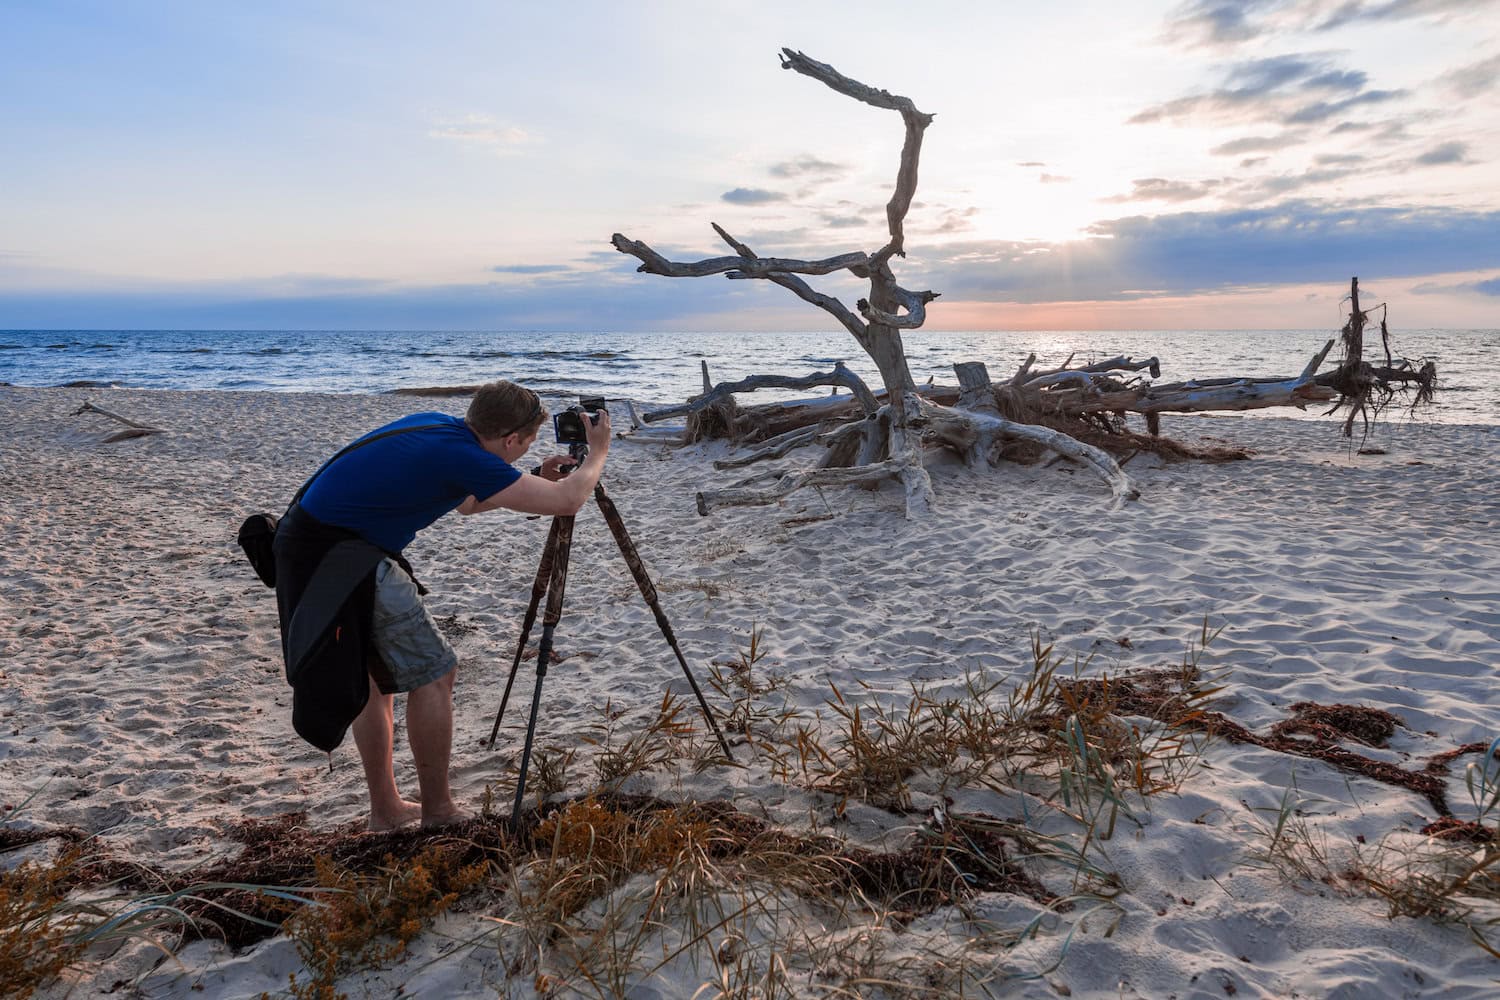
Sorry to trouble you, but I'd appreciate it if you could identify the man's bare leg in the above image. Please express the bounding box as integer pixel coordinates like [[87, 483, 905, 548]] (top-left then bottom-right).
[[406, 667, 468, 827], [351, 675, 422, 831]]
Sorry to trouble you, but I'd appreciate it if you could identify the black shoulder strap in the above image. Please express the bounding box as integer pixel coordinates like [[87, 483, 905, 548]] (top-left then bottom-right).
[[290, 421, 449, 511]]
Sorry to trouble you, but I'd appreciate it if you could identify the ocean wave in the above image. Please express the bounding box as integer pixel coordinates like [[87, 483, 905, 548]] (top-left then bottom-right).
[[0, 344, 24, 350], [386, 384, 481, 397], [513, 349, 630, 361], [56, 379, 122, 388]]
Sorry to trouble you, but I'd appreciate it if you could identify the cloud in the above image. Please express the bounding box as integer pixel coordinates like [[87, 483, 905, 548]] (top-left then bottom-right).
[[1227, 54, 1331, 94], [1284, 88, 1403, 124], [1233, 164, 1366, 201], [1039, 173, 1072, 184], [491, 264, 573, 275], [8, 203, 1498, 329], [1163, 0, 1497, 46], [930, 206, 981, 234], [768, 155, 848, 180], [1412, 140, 1470, 165], [1412, 274, 1500, 296], [923, 201, 1500, 304], [821, 214, 866, 228], [1302, 69, 1368, 92], [721, 187, 787, 205], [1016, 161, 1046, 168], [429, 115, 537, 152], [1106, 178, 1225, 203], [1314, 152, 1366, 165], [1210, 133, 1306, 156], [1129, 53, 1401, 128], [1439, 53, 1500, 99], [0, 264, 809, 332], [1315, 0, 1484, 31], [1163, 0, 1280, 46]]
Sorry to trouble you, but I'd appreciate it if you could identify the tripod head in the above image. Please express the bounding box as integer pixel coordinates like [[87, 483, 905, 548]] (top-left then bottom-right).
[[562, 441, 589, 475]]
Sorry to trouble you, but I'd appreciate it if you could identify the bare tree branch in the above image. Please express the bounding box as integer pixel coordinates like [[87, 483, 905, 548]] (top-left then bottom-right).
[[779, 48, 932, 260], [709, 223, 870, 343], [610, 233, 866, 279], [857, 285, 939, 329]]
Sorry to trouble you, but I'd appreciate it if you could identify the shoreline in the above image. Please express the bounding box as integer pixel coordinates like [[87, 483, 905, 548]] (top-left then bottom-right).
[[3, 384, 1499, 997]]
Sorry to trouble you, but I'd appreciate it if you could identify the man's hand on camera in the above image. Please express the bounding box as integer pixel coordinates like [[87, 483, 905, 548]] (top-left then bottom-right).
[[538, 455, 573, 481], [585, 407, 612, 453]]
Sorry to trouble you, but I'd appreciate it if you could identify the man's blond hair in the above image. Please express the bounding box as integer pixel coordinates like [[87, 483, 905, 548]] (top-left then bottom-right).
[[466, 381, 545, 441]]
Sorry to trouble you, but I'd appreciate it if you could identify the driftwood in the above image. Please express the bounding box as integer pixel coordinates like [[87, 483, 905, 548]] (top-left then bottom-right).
[[611, 48, 1437, 517], [1319, 277, 1437, 438], [644, 361, 880, 425], [71, 401, 165, 443]]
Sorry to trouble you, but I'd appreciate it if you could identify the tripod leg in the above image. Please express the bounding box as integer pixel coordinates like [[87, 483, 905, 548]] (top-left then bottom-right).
[[488, 516, 563, 748], [511, 515, 574, 833], [593, 486, 736, 762]]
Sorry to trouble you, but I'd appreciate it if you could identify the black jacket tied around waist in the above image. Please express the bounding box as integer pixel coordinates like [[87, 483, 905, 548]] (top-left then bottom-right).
[[273, 503, 386, 752]]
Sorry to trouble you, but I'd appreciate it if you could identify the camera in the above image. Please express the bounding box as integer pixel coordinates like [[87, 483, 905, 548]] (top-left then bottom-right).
[[552, 395, 607, 445]]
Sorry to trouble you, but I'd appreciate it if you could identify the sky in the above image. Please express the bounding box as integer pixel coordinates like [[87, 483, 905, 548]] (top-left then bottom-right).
[[2, 0, 1498, 331]]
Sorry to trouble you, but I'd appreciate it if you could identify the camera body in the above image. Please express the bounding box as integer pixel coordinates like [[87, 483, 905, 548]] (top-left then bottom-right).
[[552, 395, 607, 445]]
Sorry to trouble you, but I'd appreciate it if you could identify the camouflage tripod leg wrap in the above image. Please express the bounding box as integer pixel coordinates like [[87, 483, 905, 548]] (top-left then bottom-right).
[[488, 515, 564, 748], [511, 513, 576, 831]]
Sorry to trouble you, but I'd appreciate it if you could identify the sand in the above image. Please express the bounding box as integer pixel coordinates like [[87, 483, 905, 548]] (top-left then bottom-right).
[[3, 384, 1499, 998]]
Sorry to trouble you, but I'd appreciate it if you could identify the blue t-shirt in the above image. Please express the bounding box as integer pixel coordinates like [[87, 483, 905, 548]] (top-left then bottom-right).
[[299, 413, 521, 553]]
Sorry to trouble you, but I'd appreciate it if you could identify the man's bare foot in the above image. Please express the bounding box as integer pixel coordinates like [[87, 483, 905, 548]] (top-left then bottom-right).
[[368, 799, 423, 832], [420, 806, 473, 829]]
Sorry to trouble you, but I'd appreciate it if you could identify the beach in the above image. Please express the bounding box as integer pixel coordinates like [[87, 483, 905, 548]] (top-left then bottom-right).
[[4, 383, 1500, 998]]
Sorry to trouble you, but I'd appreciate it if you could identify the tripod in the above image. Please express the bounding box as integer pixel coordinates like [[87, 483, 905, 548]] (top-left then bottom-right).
[[487, 468, 735, 831]]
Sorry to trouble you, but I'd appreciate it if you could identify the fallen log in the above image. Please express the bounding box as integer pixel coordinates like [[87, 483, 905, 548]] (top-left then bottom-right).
[[1071, 342, 1338, 420], [642, 361, 880, 426]]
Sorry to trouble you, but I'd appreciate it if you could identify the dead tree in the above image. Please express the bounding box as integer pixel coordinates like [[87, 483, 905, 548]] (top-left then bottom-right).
[[612, 54, 1438, 517], [1319, 277, 1437, 438], [613, 49, 1136, 518]]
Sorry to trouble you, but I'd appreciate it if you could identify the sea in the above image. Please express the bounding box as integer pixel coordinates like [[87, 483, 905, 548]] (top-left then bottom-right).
[[1, 328, 1495, 425]]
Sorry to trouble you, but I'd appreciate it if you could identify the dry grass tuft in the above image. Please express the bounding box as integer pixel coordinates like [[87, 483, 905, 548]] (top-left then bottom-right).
[[0, 844, 91, 999], [277, 844, 488, 999]]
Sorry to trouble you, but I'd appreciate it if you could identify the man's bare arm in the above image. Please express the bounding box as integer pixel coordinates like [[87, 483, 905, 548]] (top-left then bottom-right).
[[462, 410, 612, 517]]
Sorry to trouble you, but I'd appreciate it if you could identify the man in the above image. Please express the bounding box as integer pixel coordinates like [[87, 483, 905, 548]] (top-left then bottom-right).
[[273, 380, 611, 831]]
